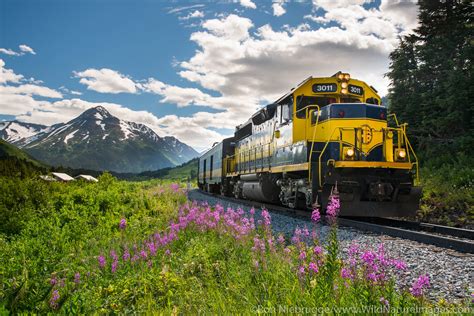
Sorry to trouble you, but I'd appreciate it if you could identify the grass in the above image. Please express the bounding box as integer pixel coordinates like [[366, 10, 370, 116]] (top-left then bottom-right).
[[0, 174, 471, 314]]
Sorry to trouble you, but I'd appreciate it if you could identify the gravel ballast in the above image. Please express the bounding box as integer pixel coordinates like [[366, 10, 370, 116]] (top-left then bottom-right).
[[188, 190, 473, 302]]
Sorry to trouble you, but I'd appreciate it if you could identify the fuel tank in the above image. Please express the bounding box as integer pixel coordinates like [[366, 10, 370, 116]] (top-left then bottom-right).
[[241, 174, 280, 203]]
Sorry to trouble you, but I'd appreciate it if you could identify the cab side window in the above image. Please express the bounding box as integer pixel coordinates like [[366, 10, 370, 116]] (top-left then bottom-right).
[[279, 95, 293, 124]]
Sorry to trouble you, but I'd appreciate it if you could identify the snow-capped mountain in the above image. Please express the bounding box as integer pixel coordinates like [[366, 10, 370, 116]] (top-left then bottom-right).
[[1, 106, 199, 173], [0, 121, 48, 146]]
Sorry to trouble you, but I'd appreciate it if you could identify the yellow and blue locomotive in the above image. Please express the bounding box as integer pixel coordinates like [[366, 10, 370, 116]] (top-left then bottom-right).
[[198, 72, 421, 217]]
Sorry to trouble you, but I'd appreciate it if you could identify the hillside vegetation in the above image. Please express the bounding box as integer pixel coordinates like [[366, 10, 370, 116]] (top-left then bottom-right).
[[387, 0, 473, 227]]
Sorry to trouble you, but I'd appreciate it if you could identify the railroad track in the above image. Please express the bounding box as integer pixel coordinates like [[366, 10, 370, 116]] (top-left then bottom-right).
[[190, 189, 474, 254]]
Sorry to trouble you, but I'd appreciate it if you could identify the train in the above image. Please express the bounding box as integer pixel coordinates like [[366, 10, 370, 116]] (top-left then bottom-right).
[[198, 72, 421, 217]]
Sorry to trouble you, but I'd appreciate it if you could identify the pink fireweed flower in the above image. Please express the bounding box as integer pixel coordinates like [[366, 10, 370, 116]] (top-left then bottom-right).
[[391, 259, 407, 270], [50, 276, 57, 286], [119, 218, 127, 230], [165, 249, 171, 256], [366, 272, 377, 282], [98, 255, 106, 269], [380, 297, 389, 307], [308, 262, 318, 273], [410, 274, 430, 297], [111, 260, 118, 273], [277, 234, 285, 245], [299, 251, 307, 261], [284, 247, 291, 255], [122, 248, 130, 261], [313, 246, 322, 255], [361, 250, 376, 265], [250, 208, 255, 216], [110, 250, 118, 261], [49, 289, 60, 309], [311, 208, 321, 223], [302, 227, 310, 238], [341, 268, 351, 279], [298, 265, 306, 276], [326, 194, 340, 218], [170, 183, 180, 192], [139, 250, 148, 259], [261, 209, 271, 226], [74, 272, 80, 285]]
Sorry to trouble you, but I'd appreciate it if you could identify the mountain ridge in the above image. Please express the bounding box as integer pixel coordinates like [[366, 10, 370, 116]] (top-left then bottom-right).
[[0, 106, 198, 173]]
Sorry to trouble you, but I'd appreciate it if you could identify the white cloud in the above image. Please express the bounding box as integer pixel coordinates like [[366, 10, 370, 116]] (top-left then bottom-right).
[[179, 10, 205, 20], [272, 1, 287, 17], [311, 0, 370, 11], [168, 4, 205, 14], [74, 68, 138, 94], [0, 59, 24, 84], [239, 0, 256, 10], [0, 48, 20, 56], [380, 0, 419, 32], [19, 44, 36, 55], [0, 84, 62, 98]]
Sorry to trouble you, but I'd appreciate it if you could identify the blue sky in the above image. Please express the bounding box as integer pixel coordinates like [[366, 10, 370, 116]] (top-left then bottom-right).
[[0, 0, 418, 151]]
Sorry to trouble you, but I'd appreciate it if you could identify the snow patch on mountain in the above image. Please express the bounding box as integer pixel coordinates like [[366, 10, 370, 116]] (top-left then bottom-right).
[[64, 129, 78, 144], [119, 120, 134, 140]]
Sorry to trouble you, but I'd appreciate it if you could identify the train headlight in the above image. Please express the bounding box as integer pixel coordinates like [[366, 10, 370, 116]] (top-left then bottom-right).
[[343, 147, 355, 160], [395, 148, 407, 161], [344, 74, 351, 80], [341, 88, 348, 94], [337, 73, 344, 80], [341, 82, 348, 89]]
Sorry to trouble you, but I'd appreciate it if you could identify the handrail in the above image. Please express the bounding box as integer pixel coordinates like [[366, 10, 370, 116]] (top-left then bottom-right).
[[306, 105, 321, 182], [387, 113, 419, 182]]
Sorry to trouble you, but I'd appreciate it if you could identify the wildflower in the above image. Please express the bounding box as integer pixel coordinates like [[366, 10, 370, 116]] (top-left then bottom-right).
[[49, 290, 60, 309], [277, 234, 285, 245], [284, 247, 291, 255], [250, 208, 255, 216], [366, 273, 377, 282], [410, 274, 430, 297], [122, 248, 130, 261], [361, 250, 376, 265], [261, 209, 271, 226], [140, 250, 148, 259], [147, 260, 153, 268], [380, 297, 389, 308], [313, 246, 322, 255], [298, 251, 307, 261], [298, 265, 306, 276], [111, 260, 118, 273], [74, 272, 80, 285], [326, 194, 340, 218], [302, 227, 310, 238], [311, 208, 321, 223], [308, 262, 318, 273], [165, 249, 171, 256], [170, 183, 180, 192], [98, 255, 106, 269], [392, 259, 407, 271], [119, 218, 127, 230], [341, 268, 351, 279], [50, 276, 57, 286]]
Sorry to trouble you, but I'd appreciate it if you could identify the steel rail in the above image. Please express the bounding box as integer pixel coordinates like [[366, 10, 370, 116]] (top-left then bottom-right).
[[190, 189, 474, 254]]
